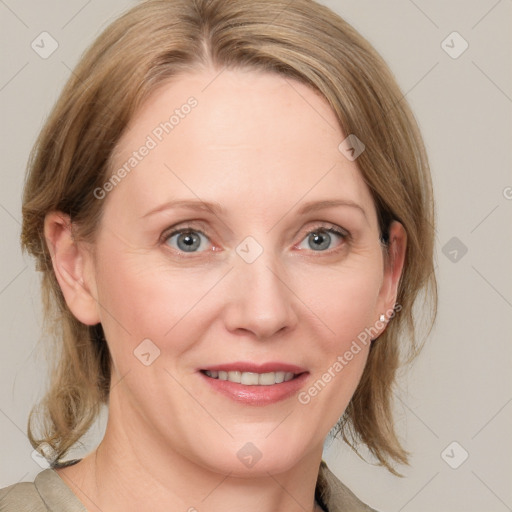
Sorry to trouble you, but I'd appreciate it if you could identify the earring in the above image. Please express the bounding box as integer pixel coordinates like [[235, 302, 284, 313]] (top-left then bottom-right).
[[379, 314, 386, 322]]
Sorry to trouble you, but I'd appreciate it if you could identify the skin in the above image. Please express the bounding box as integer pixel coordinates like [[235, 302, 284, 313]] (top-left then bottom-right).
[[45, 67, 406, 512]]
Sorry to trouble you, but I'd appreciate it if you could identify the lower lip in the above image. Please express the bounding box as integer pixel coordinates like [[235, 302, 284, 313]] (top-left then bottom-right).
[[199, 371, 309, 406]]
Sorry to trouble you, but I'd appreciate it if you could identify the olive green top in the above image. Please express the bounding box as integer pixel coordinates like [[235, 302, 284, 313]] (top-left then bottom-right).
[[0, 459, 377, 511]]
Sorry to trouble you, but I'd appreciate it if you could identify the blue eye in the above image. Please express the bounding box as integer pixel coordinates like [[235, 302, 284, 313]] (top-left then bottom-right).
[[297, 227, 347, 252], [165, 229, 209, 253], [163, 224, 348, 255]]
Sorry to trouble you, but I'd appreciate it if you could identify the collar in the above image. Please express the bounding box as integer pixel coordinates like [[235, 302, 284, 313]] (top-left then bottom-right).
[[316, 459, 378, 512]]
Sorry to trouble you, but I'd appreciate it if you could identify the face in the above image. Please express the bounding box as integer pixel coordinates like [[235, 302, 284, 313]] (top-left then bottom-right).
[[65, 68, 404, 476]]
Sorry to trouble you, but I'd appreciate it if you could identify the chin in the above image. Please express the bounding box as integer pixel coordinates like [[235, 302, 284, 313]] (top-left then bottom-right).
[[195, 431, 317, 477]]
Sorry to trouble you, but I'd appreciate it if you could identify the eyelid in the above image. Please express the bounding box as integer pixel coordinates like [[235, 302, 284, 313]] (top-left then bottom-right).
[[299, 222, 350, 239], [160, 220, 211, 243]]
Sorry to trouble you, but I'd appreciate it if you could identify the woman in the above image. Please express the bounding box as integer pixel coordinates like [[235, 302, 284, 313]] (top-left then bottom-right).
[[0, 0, 436, 510]]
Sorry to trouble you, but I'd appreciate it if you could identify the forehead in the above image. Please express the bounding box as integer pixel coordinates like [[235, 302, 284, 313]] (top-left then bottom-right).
[[107, 68, 377, 223]]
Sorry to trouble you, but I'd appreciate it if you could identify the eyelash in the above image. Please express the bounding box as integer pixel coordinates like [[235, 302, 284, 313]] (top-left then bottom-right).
[[160, 222, 350, 257]]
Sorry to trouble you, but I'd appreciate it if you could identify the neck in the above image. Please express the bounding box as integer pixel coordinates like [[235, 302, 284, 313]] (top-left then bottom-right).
[[57, 400, 325, 512]]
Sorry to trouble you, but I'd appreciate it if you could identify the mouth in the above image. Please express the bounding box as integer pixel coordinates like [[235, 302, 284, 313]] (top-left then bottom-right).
[[198, 362, 309, 405]]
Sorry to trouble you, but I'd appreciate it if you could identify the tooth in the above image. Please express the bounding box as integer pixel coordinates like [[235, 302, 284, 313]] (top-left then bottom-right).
[[206, 369, 298, 385], [240, 372, 259, 385], [228, 371, 241, 383], [258, 372, 276, 385]]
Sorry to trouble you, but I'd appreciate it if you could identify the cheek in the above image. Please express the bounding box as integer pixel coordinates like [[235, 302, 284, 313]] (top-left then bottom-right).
[[93, 242, 228, 371], [291, 263, 380, 415], [293, 260, 382, 343]]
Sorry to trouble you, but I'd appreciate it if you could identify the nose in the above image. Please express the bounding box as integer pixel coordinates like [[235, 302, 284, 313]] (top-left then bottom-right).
[[222, 248, 299, 340]]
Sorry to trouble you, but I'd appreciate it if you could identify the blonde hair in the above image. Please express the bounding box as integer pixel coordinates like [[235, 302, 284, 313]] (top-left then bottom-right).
[[21, 0, 437, 475]]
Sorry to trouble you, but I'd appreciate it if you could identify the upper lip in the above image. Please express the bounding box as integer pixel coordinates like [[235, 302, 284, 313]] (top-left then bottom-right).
[[200, 362, 307, 374]]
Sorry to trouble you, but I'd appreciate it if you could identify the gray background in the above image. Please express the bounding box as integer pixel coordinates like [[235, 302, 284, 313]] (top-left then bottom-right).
[[1, 0, 511, 510]]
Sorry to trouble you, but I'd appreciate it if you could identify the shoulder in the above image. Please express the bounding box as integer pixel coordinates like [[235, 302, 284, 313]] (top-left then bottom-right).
[[0, 467, 86, 512], [317, 460, 380, 512], [0, 480, 47, 511]]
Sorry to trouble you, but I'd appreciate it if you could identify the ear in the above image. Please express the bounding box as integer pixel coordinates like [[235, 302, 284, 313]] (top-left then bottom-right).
[[44, 211, 100, 325], [373, 220, 407, 336]]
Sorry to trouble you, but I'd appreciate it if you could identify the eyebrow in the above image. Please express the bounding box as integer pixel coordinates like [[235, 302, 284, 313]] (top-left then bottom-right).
[[142, 198, 367, 219], [142, 199, 224, 218], [297, 199, 367, 219]]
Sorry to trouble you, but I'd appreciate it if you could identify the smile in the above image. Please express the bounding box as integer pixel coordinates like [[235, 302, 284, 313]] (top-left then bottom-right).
[[199, 362, 309, 405], [202, 370, 297, 385]]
